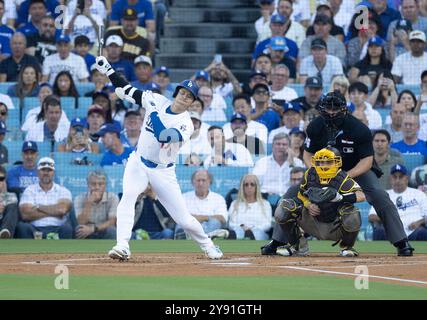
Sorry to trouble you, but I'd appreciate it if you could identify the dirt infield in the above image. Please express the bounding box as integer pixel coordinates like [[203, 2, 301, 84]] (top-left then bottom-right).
[[1, 253, 427, 287]]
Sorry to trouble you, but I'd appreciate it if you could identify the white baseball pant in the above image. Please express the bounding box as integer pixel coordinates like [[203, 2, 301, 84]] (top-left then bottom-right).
[[116, 152, 214, 249]]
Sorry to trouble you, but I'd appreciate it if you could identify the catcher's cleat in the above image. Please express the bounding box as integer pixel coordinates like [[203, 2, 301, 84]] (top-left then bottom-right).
[[203, 245, 223, 259], [339, 247, 359, 257], [261, 240, 278, 255], [108, 246, 131, 261], [397, 242, 414, 257], [277, 243, 310, 257]]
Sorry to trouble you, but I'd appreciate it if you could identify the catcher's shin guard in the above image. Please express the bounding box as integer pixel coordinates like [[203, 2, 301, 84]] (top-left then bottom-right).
[[275, 198, 303, 223], [334, 204, 361, 248]]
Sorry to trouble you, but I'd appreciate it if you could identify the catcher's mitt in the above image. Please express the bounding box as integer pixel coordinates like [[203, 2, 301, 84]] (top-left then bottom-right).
[[303, 186, 338, 204]]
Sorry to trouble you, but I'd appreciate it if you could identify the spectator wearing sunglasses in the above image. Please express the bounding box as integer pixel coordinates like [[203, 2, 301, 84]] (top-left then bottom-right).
[[0, 165, 19, 239], [250, 83, 281, 132], [15, 157, 73, 239]]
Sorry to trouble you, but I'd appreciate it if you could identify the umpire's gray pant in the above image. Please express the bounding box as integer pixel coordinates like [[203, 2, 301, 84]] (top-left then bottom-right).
[[273, 169, 407, 245]]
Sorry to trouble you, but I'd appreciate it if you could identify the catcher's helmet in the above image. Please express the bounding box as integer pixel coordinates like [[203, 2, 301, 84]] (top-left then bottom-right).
[[173, 80, 199, 100], [311, 147, 342, 184], [317, 91, 348, 127]]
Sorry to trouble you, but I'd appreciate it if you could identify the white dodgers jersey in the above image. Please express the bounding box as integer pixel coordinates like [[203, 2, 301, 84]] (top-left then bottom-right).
[[136, 93, 194, 165]]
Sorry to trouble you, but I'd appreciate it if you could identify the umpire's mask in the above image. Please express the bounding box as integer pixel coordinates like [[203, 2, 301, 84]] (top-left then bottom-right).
[[317, 91, 348, 128]]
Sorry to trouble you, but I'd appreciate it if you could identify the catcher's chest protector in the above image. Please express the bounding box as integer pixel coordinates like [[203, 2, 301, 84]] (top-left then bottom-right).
[[306, 168, 348, 222]]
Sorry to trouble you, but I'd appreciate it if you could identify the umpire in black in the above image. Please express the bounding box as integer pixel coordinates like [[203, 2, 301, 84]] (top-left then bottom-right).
[[261, 91, 414, 256]]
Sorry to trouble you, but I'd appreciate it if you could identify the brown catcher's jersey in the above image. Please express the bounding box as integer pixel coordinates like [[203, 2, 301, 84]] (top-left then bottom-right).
[[297, 167, 362, 223]]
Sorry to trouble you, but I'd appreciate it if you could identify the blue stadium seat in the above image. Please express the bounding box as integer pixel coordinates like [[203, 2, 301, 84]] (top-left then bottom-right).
[[355, 201, 372, 232], [0, 82, 15, 94], [288, 84, 304, 97], [3, 140, 23, 165], [205, 120, 227, 127], [76, 97, 93, 118], [76, 83, 95, 96], [6, 107, 20, 129], [402, 153, 426, 175], [60, 97, 76, 118], [267, 143, 272, 155], [22, 97, 40, 122], [102, 165, 125, 194], [396, 84, 420, 96], [52, 152, 102, 167], [376, 108, 390, 124], [55, 164, 97, 196]]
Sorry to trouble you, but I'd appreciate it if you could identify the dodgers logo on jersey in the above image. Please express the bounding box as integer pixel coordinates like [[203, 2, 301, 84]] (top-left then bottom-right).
[[180, 124, 187, 132]]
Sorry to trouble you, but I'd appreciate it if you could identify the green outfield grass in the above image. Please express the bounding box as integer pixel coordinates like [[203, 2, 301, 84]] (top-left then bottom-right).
[[1, 240, 427, 300]]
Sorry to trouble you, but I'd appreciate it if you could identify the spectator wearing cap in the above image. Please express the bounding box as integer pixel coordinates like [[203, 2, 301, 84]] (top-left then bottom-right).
[[392, 30, 427, 84], [252, 14, 299, 63], [0, 165, 19, 239], [26, 15, 57, 65], [253, 132, 304, 196], [74, 170, 118, 240], [226, 113, 265, 156], [268, 102, 304, 143], [204, 126, 253, 167], [348, 36, 392, 85], [223, 94, 268, 145], [388, 0, 427, 61], [291, 76, 323, 112], [288, 127, 306, 160], [0, 32, 41, 82], [120, 110, 142, 148], [178, 111, 211, 161], [299, 14, 346, 65], [198, 86, 227, 122], [64, 0, 104, 47], [16, 0, 49, 35], [251, 83, 281, 132], [268, 36, 297, 80], [58, 117, 100, 154], [203, 58, 242, 98], [85, 65, 110, 97], [91, 91, 122, 128], [73, 35, 96, 74], [254, 54, 273, 82], [7, 141, 39, 195], [41, 34, 89, 84], [16, 156, 73, 239], [104, 7, 152, 61], [98, 123, 134, 166], [391, 112, 427, 158], [105, 35, 136, 82], [299, 37, 344, 85], [25, 95, 70, 143], [0, 120, 7, 164], [349, 82, 383, 130], [276, 0, 306, 48], [306, 1, 345, 42], [255, 0, 276, 43], [372, 129, 404, 190], [242, 70, 268, 96], [369, 164, 427, 241], [21, 84, 70, 135], [194, 70, 210, 88], [86, 104, 106, 143], [16, 0, 59, 30], [270, 64, 298, 101], [153, 66, 174, 99], [131, 55, 154, 89], [110, 1, 155, 34]]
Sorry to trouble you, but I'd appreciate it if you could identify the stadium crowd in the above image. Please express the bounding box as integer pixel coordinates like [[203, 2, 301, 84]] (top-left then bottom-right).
[[0, 0, 426, 241]]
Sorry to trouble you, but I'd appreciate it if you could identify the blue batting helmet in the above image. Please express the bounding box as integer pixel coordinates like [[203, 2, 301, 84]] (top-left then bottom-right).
[[173, 80, 199, 100]]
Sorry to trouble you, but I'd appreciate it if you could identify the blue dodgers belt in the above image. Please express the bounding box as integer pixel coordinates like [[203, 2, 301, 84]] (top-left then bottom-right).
[[140, 156, 174, 169]]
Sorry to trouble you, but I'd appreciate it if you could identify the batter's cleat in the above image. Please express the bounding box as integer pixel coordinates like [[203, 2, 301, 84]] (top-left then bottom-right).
[[203, 245, 223, 259], [0, 229, 11, 239], [208, 229, 229, 240], [339, 247, 359, 257], [397, 242, 414, 257], [108, 246, 131, 261], [260, 241, 278, 255]]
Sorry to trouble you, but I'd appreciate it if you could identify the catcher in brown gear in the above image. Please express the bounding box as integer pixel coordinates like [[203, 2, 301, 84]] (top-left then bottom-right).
[[275, 146, 366, 257]]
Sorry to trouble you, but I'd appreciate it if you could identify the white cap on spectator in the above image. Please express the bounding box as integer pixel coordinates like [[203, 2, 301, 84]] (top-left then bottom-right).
[[134, 55, 152, 66], [409, 30, 426, 42], [106, 35, 124, 47], [37, 157, 55, 171]]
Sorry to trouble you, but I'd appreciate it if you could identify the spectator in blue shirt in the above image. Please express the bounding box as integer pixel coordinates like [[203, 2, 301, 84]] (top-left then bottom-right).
[[110, 0, 155, 33], [98, 123, 134, 166], [7, 141, 39, 195], [105, 35, 135, 82], [153, 66, 174, 99], [391, 113, 427, 158], [17, 0, 52, 36], [253, 14, 299, 63], [16, 0, 59, 29], [0, 0, 14, 41], [73, 35, 96, 74], [251, 83, 281, 132]]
